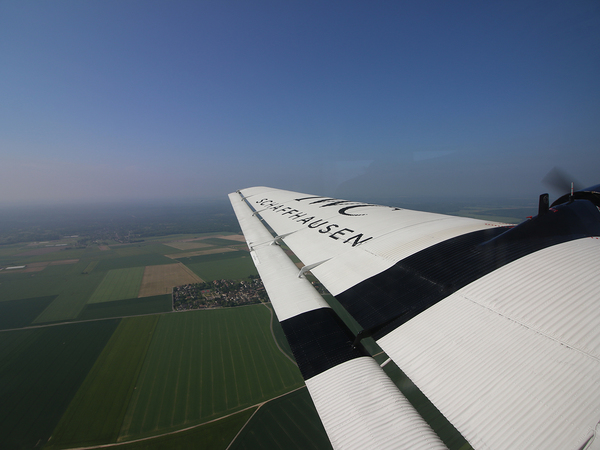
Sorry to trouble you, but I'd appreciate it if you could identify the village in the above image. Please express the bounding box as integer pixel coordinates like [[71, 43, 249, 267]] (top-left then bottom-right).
[[172, 276, 268, 310]]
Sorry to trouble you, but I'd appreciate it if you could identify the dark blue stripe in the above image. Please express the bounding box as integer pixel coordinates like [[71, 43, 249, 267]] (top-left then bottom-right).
[[280, 307, 369, 380], [336, 198, 600, 339]]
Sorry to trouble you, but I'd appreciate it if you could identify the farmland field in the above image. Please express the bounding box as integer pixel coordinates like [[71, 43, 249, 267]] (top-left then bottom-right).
[[0, 320, 120, 450], [179, 251, 258, 281], [95, 253, 176, 271], [78, 294, 172, 320], [175, 250, 250, 264], [230, 388, 331, 450], [110, 408, 257, 450], [0, 242, 30, 260], [0, 229, 319, 449], [113, 243, 177, 257], [143, 232, 228, 243], [118, 305, 303, 440], [137, 262, 203, 297], [33, 270, 106, 323], [88, 267, 146, 303], [213, 234, 246, 242], [83, 260, 99, 273], [19, 247, 88, 263], [165, 247, 237, 259], [0, 295, 57, 330], [46, 316, 160, 449], [164, 240, 212, 250], [0, 263, 73, 302], [200, 237, 247, 247]]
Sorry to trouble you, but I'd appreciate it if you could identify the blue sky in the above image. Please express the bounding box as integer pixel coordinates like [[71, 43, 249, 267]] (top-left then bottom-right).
[[1, 1, 599, 204]]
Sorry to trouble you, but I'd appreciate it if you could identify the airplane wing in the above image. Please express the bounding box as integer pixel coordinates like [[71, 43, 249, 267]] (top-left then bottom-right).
[[228, 186, 600, 450]]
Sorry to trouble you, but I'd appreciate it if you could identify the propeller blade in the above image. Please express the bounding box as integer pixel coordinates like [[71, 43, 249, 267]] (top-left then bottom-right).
[[542, 167, 582, 194]]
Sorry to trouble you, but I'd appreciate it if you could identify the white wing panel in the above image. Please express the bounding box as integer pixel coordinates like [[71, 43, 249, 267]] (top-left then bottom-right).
[[460, 237, 600, 358], [229, 192, 330, 321], [238, 187, 507, 295], [229, 191, 274, 247], [379, 238, 600, 450], [305, 357, 446, 450], [231, 190, 449, 449]]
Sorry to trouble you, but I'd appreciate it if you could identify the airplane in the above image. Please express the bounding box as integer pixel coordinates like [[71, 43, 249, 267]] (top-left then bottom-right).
[[229, 184, 600, 450]]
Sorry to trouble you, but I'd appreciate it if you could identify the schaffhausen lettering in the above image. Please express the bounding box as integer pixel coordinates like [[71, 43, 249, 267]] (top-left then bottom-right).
[[319, 224, 339, 234], [296, 216, 314, 224], [254, 197, 375, 247], [308, 219, 327, 229]]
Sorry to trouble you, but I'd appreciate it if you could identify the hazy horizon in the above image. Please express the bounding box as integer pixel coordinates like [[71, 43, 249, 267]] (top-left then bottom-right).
[[2, 1, 599, 205]]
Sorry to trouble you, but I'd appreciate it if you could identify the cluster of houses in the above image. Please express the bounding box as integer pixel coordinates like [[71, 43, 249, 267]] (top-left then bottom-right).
[[172, 277, 267, 311]]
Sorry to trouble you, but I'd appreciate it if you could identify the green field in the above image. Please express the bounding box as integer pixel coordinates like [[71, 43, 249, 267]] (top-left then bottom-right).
[[95, 253, 176, 271], [88, 267, 146, 303], [0, 320, 120, 450], [113, 243, 180, 257], [266, 304, 295, 361], [83, 260, 99, 273], [0, 232, 325, 449], [0, 242, 30, 261], [230, 388, 332, 450], [176, 250, 249, 265], [104, 408, 257, 450], [179, 252, 258, 281], [79, 294, 172, 320], [17, 247, 89, 264], [32, 270, 106, 323], [0, 295, 57, 330], [0, 264, 73, 302], [46, 316, 160, 449], [119, 305, 303, 440]]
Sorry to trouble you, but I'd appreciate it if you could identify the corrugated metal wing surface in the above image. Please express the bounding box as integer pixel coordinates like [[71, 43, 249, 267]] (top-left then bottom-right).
[[305, 357, 446, 450], [379, 238, 600, 450]]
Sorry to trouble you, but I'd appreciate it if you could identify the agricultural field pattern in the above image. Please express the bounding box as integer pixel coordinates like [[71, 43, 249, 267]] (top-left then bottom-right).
[[0, 232, 333, 450], [0, 196, 498, 450]]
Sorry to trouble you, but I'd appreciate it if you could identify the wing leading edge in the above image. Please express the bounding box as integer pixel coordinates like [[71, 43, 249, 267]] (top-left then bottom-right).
[[229, 186, 600, 450], [229, 190, 446, 449]]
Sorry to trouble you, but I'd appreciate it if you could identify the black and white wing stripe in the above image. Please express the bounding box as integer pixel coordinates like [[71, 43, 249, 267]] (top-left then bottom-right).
[[229, 190, 446, 450], [229, 186, 600, 450]]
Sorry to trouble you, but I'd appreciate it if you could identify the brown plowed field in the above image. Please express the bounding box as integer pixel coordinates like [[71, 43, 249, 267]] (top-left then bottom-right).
[[22, 262, 50, 272], [27, 262, 50, 267], [50, 259, 79, 265], [23, 266, 47, 273], [138, 263, 203, 297], [212, 234, 246, 242]]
